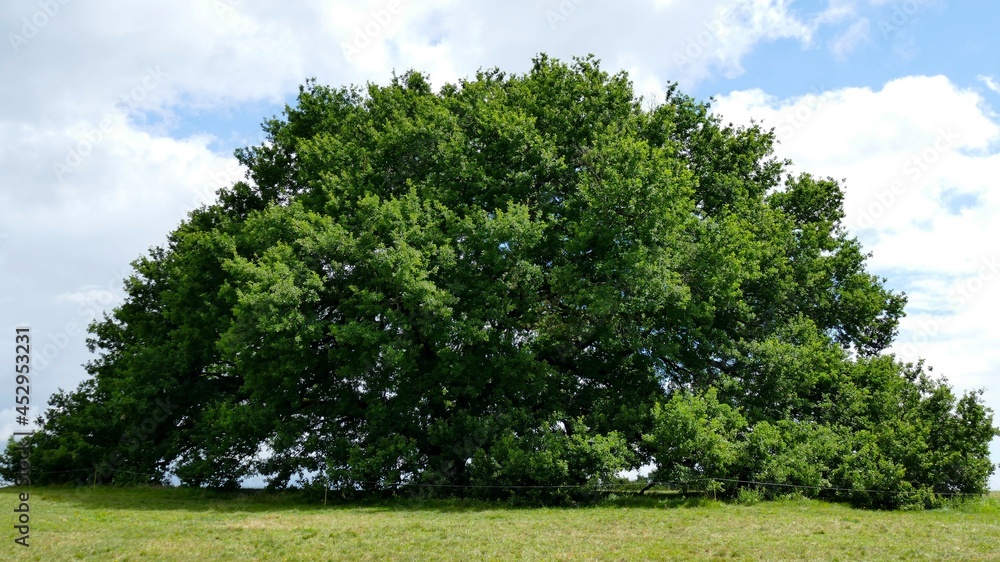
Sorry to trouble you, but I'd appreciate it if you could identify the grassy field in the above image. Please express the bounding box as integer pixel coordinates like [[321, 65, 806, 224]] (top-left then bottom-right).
[[2, 486, 998, 561]]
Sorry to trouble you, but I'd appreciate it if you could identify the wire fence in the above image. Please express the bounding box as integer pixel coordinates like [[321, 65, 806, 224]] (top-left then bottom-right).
[[1, 467, 990, 499]]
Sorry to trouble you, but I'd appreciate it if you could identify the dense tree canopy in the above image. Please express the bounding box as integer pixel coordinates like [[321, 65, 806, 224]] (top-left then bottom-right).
[[5, 55, 996, 508]]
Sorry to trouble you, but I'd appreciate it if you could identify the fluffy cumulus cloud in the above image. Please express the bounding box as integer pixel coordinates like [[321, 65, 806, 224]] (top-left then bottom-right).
[[712, 76, 1000, 430], [3, 0, 855, 120], [0, 106, 245, 442]]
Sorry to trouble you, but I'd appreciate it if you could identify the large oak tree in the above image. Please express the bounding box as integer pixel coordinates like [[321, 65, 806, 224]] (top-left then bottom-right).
[[6, 55, 995, 508]]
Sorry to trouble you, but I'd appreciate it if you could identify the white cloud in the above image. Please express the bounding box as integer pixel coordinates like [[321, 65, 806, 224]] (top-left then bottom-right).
[[979, 75, 1000, 95], [714, 77, 1000, 487], [1, 0, 855, 126], [664, 0, 816, 85], [818, 0, 860, 22], [714, 76, 998, 269], [830, 17, 870, 58]]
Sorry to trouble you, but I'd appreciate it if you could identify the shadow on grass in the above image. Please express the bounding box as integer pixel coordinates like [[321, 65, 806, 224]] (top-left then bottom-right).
[[13, 485, 323, 514], [6, 485, 722, 514], [9, 485, 994, 515]]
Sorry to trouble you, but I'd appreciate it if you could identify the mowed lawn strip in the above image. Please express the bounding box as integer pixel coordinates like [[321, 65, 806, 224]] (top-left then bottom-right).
[[3, 487, 998, 561]]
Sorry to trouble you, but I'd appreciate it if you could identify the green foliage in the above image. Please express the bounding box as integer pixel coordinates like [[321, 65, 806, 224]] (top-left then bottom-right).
[[467, 416, 633, 501], [644, 388, 746, 491], [827, 361, 999, 509], [735, 486, 765, 506], [5, 54, 995, 508], [738, 419, 842, 498]]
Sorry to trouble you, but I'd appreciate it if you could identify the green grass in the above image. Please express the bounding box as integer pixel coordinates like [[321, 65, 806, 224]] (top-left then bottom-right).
[[3, 487, 998, 561]]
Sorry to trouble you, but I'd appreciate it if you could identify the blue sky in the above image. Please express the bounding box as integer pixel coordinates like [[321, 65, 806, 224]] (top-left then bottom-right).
[[150, 1, 1000, 158], [2, 0, 999, 489], [704, 1, 996, 99]]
